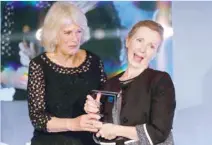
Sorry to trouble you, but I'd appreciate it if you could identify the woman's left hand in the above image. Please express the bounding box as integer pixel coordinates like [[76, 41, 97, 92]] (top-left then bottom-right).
[[96, 123, 117, 140]]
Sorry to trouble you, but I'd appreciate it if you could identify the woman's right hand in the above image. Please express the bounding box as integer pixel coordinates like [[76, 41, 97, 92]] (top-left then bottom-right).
[[84, 93, 101, 114], [68, 113, 102, 132]]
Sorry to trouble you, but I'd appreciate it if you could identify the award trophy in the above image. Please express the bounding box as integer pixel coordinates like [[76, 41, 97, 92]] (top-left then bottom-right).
[[90, 90, 134, 144]]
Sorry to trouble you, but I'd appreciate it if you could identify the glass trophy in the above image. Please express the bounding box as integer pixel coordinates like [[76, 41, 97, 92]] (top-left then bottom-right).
[[90, 90, 133, 144]]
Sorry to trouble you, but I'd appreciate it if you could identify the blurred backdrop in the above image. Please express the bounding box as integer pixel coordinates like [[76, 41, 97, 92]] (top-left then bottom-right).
[[0, 1, 172, 101]]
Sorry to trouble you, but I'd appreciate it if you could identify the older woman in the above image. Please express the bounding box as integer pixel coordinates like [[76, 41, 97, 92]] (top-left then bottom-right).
[[85, 20, 176, 145], [27, 2, 106, 145]]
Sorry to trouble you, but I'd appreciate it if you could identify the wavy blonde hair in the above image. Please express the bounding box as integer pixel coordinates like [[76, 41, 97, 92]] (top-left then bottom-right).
[[41, 2, 90, 52]]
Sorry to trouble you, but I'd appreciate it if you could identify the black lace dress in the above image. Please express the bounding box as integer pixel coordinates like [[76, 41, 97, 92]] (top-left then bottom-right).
[[27, 51, 106, 145]]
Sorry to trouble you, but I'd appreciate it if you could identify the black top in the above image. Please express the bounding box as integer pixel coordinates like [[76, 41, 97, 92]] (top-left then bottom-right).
[[27, 50, 106, 145], [103, 68, 176, 144]]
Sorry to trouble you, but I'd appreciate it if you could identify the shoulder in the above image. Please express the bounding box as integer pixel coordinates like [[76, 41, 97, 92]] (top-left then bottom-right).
[[147, 68, 175, 92], [85, 50, 102, 62], [147, 68, 172, 83], [105, 72, 123, 86], [29, 52, 46, 66], [102, 73, 122, 92]]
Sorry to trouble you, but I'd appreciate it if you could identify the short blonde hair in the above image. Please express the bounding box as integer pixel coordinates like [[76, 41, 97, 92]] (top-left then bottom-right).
[[128, 20, 164, 40], [41, 2, 90, 52]]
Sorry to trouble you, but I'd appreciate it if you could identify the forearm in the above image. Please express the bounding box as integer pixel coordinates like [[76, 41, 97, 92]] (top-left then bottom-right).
[[46, 117, 74, 132], [115, 125, 139, 140]]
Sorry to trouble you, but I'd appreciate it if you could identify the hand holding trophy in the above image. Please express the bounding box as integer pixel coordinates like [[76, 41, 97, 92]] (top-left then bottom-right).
[[84, 90, 120, 144]]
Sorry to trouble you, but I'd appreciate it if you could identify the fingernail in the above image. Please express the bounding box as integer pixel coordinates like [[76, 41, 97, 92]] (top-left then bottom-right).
[[97, 115, 101, 120]]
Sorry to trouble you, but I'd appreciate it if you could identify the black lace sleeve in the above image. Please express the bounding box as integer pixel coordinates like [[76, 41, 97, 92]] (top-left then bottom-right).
[[27, 60, 51, 132]]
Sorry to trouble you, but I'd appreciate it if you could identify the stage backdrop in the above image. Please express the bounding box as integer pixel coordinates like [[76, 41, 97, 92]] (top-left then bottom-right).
[[1, 1, 172, 101]]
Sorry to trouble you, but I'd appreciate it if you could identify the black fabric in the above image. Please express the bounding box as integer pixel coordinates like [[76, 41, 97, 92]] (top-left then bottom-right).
[[27, 50, 106, 145], [103, 68, 176, 144]]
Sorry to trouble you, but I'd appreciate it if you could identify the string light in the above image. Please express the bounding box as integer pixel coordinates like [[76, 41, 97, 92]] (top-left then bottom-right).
[[1, 2, 52, 58]]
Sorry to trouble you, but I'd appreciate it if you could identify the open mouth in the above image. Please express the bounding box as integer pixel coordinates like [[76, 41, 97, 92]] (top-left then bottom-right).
[[133, 53, 144, 62]]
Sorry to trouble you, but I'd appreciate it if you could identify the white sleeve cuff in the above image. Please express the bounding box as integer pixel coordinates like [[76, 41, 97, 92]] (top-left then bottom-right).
[[144, 124, 153, 145]]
